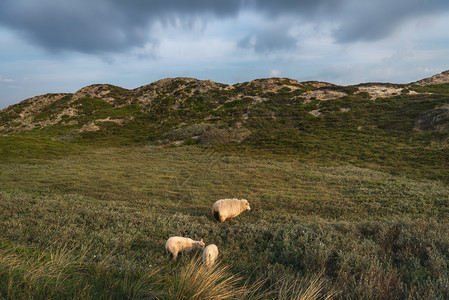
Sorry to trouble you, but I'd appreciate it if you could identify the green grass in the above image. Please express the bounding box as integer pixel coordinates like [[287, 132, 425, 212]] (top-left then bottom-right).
[[1, 145, 448, 298], [1, 80, 448, 298], [410, 83, 449, 94], [0, 135, 79, 162], [0, 240, 163, 299]]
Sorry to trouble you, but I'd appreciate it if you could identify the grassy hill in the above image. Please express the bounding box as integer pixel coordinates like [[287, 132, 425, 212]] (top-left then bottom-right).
[[1, 74, 448, 181], [0, 71, 449, 298]]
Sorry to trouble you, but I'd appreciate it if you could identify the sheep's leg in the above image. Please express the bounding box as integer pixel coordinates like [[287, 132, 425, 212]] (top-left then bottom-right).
[[206, 254, 212, 266], [167, 248, 178, 261]]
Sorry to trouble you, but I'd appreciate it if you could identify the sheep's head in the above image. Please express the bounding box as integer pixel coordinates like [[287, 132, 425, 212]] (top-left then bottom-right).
[[242, 199, 251, 211], [196, 239, 205, 249]]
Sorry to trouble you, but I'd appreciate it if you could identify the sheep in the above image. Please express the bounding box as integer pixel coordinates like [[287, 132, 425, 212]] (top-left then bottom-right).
[[212, 198, 251, 223], [165, 236, 205, 261], [202, 244, 219, 267]]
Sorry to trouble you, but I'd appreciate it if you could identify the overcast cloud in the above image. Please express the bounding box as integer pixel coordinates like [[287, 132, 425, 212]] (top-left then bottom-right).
[[1, 0, 449, 108]]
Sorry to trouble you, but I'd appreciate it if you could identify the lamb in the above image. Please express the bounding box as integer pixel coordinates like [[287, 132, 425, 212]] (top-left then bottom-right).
[[202, 244, 219, 267], [165, 236, 205, 261], [212, 198, 251, 223]]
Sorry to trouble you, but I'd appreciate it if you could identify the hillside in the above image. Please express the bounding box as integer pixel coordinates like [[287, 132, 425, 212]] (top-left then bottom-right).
[[1, 71, 448, 181], [0, 72, 447, 137], [0, 77, 331, 136], [1, 72, 448, 137]]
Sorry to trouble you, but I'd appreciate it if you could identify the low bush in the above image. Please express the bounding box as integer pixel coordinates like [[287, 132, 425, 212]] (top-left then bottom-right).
[[159, 123, 215, 142]]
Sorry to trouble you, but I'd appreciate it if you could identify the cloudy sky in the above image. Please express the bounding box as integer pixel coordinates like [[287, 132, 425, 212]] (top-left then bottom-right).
[[1, 0, 449, 108]]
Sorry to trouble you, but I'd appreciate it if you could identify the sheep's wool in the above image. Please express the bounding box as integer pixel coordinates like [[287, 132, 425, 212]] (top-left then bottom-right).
[[212, 198, 251, 223]]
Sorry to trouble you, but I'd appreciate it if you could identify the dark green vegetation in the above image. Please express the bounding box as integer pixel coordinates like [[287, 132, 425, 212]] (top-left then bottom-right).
[[0, 75, 448, 298]]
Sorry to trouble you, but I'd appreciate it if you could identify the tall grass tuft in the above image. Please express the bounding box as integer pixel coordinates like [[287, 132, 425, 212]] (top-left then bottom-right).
[[166, 257, 268, 300], [0, 243, 86, 299], [275, 271, 339, 300], [0, 242, 162, 299]]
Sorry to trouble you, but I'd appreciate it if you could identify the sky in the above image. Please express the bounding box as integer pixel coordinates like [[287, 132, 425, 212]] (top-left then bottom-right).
[[1, 0, 449, 109]]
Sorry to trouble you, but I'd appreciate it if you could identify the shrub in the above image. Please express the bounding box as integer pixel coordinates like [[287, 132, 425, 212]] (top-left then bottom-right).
[[159, 123, 215, 142], [197, 127, 248, 145]]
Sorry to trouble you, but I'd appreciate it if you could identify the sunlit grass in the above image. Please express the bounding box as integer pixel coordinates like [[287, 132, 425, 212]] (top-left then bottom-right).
[[1, 145, 448, 298], [0, 241, 162, 299], [167, 258, 251, 300], [275, 272, 338, 300], [1, 146, 447, 221]]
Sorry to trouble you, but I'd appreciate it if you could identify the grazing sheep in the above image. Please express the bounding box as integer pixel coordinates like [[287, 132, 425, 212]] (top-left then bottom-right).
[[165, 236, 205, 261], [202, 244, 219, 267], [212, 198, 251, 223]]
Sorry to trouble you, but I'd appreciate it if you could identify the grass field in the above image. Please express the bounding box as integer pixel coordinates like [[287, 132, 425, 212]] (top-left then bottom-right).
[[1, 143, 449, 299]]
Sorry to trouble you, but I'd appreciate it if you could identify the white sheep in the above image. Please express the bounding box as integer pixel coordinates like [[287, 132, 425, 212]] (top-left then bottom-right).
[[212, 198, 251, 223], [202, 244, 219, 267], [165, 236, 205, 261]]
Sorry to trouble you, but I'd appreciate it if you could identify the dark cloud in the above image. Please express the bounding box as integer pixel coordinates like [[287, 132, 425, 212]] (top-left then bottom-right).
[[0, 0, 448, 54], [244, 0, 345, 17], [0, 0, 242, 54], [238, 28, 298, 53], [334, 0, 449, 43]]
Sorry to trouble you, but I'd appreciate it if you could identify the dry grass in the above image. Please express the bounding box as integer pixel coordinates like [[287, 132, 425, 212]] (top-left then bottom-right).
[[168, 258, 249, 300], [0, 243, 85, 298], [274, 271, 339, 300], [0, 242, 162, 299], [167, 258, 338, 300]]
